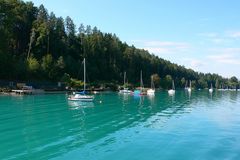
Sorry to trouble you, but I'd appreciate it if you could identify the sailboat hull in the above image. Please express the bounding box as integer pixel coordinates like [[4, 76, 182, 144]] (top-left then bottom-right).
[[168, 89, 175, 95], [119, 88, 132, 94], [68, 94, 94, 102], [147, 89, 155, 95]]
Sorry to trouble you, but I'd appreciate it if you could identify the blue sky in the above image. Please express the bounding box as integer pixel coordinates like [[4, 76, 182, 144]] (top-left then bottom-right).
[[24, 0, 240, 78]]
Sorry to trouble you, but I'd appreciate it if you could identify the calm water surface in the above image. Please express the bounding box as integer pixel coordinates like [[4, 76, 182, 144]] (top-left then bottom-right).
[[0, 91, 240, 160]]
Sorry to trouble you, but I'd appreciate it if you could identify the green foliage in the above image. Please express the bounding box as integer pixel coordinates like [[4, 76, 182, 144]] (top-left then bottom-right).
[[0, 0, 238, 90], [69, 78, 84, 89], [65, 16, 75, 37], [151, 74, 160, 88], [197, 77, 208, 89], [228, 76, 238, 89], [191, 80, 196, 89], [56, 56, 65, 69], [230, 76, 238, 83], [27, 56, 40, 72], [160, 75, 172, 89], [181, 77, 186, 88], [41, 54, 53, 71], [61, 73, 71, 83]]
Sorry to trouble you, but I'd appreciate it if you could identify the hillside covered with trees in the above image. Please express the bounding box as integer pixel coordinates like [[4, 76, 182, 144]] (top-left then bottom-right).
[[0, 0, 239, 89]]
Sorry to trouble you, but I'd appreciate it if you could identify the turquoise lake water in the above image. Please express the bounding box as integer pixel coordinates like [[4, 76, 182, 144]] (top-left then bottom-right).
[[0, 91, 240, 160]]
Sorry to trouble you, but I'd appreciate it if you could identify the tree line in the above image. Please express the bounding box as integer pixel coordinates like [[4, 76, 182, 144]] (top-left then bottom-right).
[[0, 0, 239, 90]]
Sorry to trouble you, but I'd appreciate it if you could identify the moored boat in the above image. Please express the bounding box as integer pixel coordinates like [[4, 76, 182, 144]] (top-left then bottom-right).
[[147, 75, 155, 96], [68, 93, 94, 102], [209, 83, 213, 93], [187, 80, 192, 93], [168, 80, 175, 95], [68, 58, 94, 102], [134, 70, 146, 96], [119, 72, 132, 94]]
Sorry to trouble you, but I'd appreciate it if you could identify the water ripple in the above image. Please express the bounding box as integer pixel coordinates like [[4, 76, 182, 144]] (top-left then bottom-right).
[[0, 91, 240, 159]]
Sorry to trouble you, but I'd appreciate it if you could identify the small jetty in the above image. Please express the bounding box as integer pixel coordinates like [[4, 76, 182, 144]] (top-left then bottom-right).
[[12, 86, 44, 95]]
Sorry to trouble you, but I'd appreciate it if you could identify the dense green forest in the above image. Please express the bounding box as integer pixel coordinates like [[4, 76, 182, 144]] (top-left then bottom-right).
[[0, 0, 239, 89]]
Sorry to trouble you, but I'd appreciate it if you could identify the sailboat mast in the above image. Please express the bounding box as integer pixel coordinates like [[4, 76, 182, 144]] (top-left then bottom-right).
[[84, 58, 86, 91], [124, 72, 126, 86], [151, 76, 154, 89], [140, 70, 143, 91], [172, 80, 175, 90]]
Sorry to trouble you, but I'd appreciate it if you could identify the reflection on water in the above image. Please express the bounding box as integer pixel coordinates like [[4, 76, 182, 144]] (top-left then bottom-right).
[[209, 91, 213, 100], [1, 91, 240, 160], [147, 94, 155, 106], [68, 101, 95, 109], [187, 90, 191, 101], [169, 93, 175, 103]]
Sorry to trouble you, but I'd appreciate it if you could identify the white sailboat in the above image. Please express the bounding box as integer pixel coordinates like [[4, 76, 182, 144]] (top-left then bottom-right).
[[134, 70, 146, 96], [68, 58, 94, 102], [188, 80, 192, 92], [168, 80, 175, 95], [209, 83, 213, 93], [184, 81, 188, 90], [119, 72, 132, 94], [147, 75, 155, 96]]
